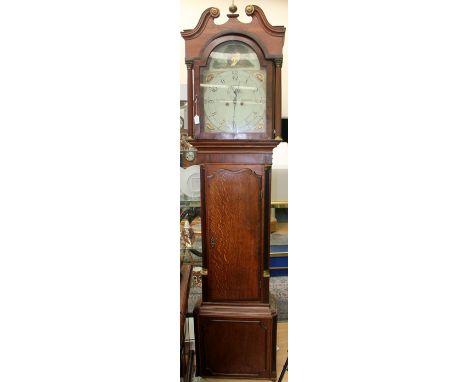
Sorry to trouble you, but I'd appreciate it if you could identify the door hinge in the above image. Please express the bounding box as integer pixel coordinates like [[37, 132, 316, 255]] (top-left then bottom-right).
[[263, 270, 270, 278], [200, 268, 208, 276]]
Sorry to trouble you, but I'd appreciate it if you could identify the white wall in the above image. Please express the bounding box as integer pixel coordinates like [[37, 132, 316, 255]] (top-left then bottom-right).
[[180, 0, 288, 117]]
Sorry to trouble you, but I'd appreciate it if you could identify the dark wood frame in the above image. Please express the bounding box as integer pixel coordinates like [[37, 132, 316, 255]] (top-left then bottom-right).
[[181, 5, 285, 141]]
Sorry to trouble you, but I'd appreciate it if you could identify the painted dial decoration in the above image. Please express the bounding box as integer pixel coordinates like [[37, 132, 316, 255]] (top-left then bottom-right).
[[201, 41, 266, 134]]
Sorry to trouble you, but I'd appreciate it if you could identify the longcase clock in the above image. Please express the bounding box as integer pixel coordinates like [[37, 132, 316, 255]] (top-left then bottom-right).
[[181, 4, 285, 380]]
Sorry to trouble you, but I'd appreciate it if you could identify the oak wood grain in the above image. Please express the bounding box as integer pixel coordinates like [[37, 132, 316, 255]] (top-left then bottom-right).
[[182, 5, 286, 380], [194, 301, 278, 380], [205, 166, 263, 302], [201, 322, 288, 382]]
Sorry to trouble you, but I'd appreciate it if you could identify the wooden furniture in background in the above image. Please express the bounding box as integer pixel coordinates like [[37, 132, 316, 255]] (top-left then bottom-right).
[[180, 264, 194, 381]]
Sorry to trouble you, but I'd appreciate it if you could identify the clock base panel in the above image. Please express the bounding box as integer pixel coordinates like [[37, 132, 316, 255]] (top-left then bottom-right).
[[193, 300, 277, 380]]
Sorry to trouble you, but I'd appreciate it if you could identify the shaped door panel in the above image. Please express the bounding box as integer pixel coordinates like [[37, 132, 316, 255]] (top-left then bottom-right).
[[203, 165, 264, 302]]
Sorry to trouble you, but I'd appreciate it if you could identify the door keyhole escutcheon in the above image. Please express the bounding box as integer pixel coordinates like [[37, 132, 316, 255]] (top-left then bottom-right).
[[210, 237, 216, 247]]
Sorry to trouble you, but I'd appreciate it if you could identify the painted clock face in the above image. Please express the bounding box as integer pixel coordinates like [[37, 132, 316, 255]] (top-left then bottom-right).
[[201, 41, 266, 134]]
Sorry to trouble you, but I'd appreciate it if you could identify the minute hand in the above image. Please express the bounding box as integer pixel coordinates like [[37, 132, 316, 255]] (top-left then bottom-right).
[[232, 86, 238, 133]]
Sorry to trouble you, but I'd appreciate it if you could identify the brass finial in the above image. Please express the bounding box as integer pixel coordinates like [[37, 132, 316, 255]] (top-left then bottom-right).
[[229, 1, 237, 13]]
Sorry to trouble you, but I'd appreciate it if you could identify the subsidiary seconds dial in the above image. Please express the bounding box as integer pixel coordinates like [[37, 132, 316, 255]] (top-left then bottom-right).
[[203, 69, 266, 134]]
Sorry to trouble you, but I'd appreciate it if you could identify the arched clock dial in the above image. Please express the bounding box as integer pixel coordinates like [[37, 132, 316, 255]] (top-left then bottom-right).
[[200, 41, 267, 134]]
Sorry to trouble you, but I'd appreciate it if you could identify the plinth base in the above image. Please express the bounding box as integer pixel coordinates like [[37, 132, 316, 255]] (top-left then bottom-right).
[[194, 300, 277, 380]]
